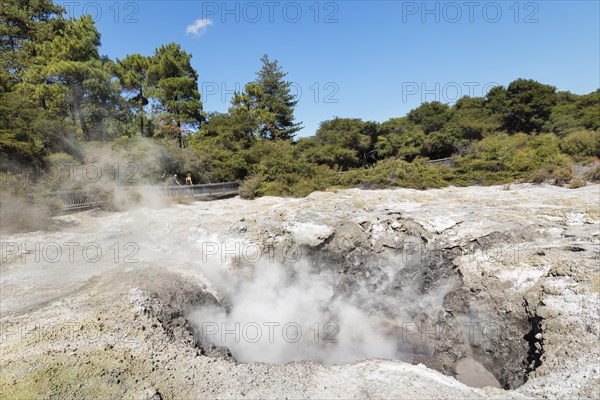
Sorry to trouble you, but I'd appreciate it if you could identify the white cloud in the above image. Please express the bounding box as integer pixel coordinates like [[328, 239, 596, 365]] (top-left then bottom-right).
[[186, 19, 213, 37]]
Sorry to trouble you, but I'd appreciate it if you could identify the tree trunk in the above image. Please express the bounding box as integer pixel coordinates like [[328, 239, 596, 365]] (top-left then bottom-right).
[[72, 98, 89, 140], [79, 109, 89, 141], [139, 86, 144, 136], [177, 120, 183, 148], [71, 82, 89, 140]]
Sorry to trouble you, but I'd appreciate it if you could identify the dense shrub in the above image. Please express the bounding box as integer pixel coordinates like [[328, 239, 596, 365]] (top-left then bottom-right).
[[239, 176, 261, 199], [238, 141, 340, 197], [340, 158, 454, 190], [560, 130, 600, 159], [452, 133, 574, 185], [569, 178, 587, 189]]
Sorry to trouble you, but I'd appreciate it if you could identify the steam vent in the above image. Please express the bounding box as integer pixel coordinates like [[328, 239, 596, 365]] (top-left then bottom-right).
[[1, 184, 598, 398]]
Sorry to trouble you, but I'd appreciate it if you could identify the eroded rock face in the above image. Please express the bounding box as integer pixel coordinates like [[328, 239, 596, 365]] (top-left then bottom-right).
[[1, 184, 598, 399], [202, 198, 542, 389]]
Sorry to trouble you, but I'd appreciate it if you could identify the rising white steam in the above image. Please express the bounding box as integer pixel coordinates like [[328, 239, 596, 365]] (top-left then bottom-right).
[[187, 243, 455, 365]]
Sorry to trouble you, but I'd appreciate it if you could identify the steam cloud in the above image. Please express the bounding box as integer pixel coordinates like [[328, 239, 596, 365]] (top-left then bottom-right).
[[1, 138, 186, 233], [187, 243, 455, 365]]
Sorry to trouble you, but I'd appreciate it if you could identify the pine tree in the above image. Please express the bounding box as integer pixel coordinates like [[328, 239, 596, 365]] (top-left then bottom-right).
[[1, 0, 76, 163], [0, 0, 64, 80], [23, 15, 120, 141], [232, 55, 302, 140], [116, 54, 151, 136], [147, 43, 203, 148]]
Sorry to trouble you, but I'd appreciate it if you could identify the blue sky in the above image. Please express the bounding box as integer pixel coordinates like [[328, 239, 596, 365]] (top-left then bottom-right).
[[59, 1, 600, 137]]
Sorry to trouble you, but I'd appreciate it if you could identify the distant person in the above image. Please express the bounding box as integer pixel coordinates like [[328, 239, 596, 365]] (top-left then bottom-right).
[[172, 174, 181, 186], [185, 173, 193, 185]]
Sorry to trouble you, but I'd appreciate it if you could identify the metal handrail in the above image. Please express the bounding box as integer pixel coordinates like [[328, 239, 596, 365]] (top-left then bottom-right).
[[53, 182, 239, 209], [159, 182, 239, 197]]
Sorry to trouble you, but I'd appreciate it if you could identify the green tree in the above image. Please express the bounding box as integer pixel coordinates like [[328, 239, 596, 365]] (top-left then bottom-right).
[[299, 136, 359, 169], [541, 91, 581, 135], [0, 90, 45, 166], [422, 130, 458, 159], [0, 0, 69, 164], [116, 54, 151, 136], [187, 111, 258, 181], [407, 101, 452, 134], [232, 55, 302, 140], [484, 85, 508, 118], [0, 0, 65, 87], [310, 118, 376, 169], [148, 43, 203, 148], [543, 89, 600, 135], [376, 117, 425, 161], [18, 15, 123, 141], [445, 96, 500, 141], [576, 89, 600, 131], [502, 79, 557, 133]]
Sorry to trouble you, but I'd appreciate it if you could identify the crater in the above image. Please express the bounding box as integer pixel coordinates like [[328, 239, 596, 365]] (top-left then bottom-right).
[[180, 230, 543, 390]]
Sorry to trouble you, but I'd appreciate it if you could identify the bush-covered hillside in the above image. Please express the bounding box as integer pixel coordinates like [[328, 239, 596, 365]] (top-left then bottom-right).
[[1, 1, 599, 201]]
